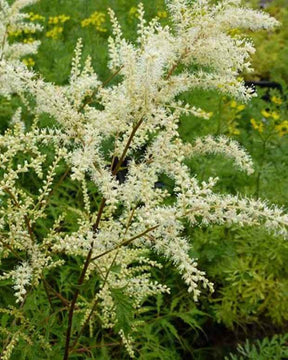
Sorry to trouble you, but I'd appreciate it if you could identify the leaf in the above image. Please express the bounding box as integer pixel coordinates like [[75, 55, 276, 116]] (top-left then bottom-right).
[[161, 319, 180, 342], [110, 287, 134, 336], [0, 313, 10, 328], [170, 295, 180, 312], [156, 294, 163, 315], [177, 312, 202, 331]]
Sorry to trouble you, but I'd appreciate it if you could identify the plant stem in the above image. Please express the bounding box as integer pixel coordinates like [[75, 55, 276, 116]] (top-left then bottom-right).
[[69, 207, 137, 352], [165, 48, 189, 80], [42, 276, 54, 309], [78, 66, 123, 112], [91, 225, 159, 262], [112, 118, 144, 176], [63, 197, 106, 360], [63, 115, 146, 359], [41, 276, 71, 307], [3, 187, 35, 242]]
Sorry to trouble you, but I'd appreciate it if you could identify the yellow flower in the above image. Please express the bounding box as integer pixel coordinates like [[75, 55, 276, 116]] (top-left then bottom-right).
[[250, 118, 257, 128], [275, 121, 288, 137], [230, 100, 237, 108], [81, 18, 90, 27], [237, 104, 245, 112], [129, 7, 138, 18], [81, 12, 107, 32], [28, 12, 45, 22], [59, 15, 70, 23], [271, 111, 280, 120], [157, 10, 168, 18], [271, 96, 282, 105], [48, 15, 69, 25], [48, 16, 59, 25], [22, 57, 35, 67], [46, 26, 63, 40], [251, 118, 264, 133], [228, 126, 240, 135], [23, 37, 35, 43], [24, 28, 36, 34], [8, 29, 22, 37], [261, 110, 270, 118]]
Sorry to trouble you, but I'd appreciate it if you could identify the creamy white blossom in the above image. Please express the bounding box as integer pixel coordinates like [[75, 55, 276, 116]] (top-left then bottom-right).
[[189, 135, 254, 175], [0, 262, 32, 303], [0, 0, 41, 98]]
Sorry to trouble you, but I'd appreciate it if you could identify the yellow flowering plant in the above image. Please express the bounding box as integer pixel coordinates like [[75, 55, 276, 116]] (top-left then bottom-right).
[[22, 57, 35, 67], [250, 94, 287, 138], [241, 88, 288, 201], [48, 14, 70, 25], [45, 25, 64, 40], [216, 89, 287, 140], [81, 11, 107, 32], [28, 12, 45, 22], [275, 120, 288, 137], [128, 6, 139, 19], [46, 15, 70, 40], [216, 97, 247, 136]]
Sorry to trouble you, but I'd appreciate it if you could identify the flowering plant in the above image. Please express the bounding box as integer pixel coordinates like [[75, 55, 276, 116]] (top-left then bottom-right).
[[0, 0, 286, 358]]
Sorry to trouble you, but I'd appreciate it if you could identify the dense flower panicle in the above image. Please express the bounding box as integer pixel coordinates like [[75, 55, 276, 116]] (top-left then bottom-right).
[[189, 135, 254, 175], [0, 262, 32, 303], [0, 0, 286, 357], [0, 0, 41, 48], [0, 0, 41, 99]]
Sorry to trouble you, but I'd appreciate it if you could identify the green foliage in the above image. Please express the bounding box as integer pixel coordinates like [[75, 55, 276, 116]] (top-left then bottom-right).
[[22, 0, 168, 84], [226, 334, 288, 360], [248, 0, 288, 83], [111, 287, 134, 335], [132, 290, 206, 360]]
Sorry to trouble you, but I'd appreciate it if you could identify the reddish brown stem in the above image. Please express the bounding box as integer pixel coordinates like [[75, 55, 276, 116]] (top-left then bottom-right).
[[63, 115, 145, 359], [79, 66, 123, 112], [165, 48, 189, 80], [112, 118, 144, 176], [63, 197, 106, 360], [91, 225, 159, 262], [42, 277, 71, 308]]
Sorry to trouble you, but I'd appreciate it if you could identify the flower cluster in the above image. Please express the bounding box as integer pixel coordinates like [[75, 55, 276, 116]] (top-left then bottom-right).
[[22, 56, 35, 66], [189, 135, 254, 175], [225, 99, 246, 135], [0, 0, 42, 62], [48, 14, 70, 24], [45, 25, 63, 39], [250, 95, 287, 137], [28, 11, 45, 22], [45, 14, 70, 39], [81, 11, 107, 32], [0, 0, 286, 358]]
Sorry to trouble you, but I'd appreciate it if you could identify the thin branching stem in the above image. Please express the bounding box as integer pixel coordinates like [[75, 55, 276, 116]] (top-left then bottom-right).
[[63, 113, 148, 358]]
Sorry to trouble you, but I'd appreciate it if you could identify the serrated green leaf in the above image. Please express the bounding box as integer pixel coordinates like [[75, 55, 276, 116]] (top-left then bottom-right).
[[110, 287, 134, 336]]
